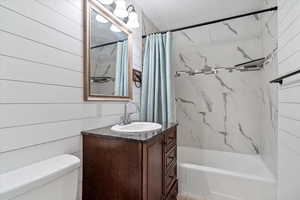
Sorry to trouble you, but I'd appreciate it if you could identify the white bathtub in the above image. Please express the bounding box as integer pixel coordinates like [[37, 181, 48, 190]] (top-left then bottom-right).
[[177, 146, 276, 200]]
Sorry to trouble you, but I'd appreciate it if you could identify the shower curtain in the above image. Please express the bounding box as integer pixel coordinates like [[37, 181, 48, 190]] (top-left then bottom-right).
[[141, 32, 174, 125], [114, 40, 128, 96]]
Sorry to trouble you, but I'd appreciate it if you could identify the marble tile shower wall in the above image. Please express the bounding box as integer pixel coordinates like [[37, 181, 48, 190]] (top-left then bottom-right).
[[260, 1, 278, 176], [172, 14, 277, 156]]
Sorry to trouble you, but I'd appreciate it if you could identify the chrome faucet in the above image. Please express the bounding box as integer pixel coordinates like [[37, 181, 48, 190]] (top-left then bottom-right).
[[119, 101, 140, 125]]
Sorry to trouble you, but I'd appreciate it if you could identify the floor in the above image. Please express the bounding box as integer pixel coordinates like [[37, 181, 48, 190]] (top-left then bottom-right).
[[178, 194, 205, 200]]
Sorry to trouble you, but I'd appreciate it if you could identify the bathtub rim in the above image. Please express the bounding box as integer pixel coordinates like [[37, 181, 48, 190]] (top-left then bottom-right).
[[177, 146, 276, 184], [178, 162, 276, 184]]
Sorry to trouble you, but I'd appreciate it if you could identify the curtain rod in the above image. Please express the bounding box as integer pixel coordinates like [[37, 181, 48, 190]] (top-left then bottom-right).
[[91, 6, 277, 49], [91, 39, 126, 49]]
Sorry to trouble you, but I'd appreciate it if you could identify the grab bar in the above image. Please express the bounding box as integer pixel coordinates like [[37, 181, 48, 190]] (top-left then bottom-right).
[[270, 68, 300, 84]]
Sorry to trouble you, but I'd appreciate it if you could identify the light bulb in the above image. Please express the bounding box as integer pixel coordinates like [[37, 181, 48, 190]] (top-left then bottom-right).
[[110, 24, 121, 32], [127, 11, 139, 28], [114, 0, 128, 18], [98, 0, 114, 5], [96, 14, 108, 23]]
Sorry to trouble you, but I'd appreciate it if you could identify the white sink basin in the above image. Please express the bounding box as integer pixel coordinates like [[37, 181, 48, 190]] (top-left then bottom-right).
[[111, 122, 162, 133]]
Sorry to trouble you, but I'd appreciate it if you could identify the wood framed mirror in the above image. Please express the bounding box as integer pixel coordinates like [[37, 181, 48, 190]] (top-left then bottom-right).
[[84, 0, 133, 101]]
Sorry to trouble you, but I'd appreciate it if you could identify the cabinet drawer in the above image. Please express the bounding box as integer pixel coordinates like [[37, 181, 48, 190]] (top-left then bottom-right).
[[165, 162, 177, 194], [165, 146, 176, 170], [165, 127, 176, 153], [165, 181, 178, 200]]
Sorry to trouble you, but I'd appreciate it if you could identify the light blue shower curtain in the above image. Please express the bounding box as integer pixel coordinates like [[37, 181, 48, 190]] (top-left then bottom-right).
[[141, 32, 174, 124], [114, 40, 128, 96]]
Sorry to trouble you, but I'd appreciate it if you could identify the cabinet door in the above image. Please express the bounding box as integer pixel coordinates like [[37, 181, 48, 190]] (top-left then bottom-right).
[[83, 135, 142, 200], [143, 135, 164, 200]]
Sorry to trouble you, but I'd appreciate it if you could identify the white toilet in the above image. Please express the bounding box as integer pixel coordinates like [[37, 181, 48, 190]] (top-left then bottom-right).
[[0, 154, 80, 200]]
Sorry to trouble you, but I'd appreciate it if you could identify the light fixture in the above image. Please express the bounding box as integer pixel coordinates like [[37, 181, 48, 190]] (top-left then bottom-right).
[[114, 0, 128, 18], [110, 24, 121, 32], [126, 5, 139, 28], [127, 10, 139, 28], [98, 0, 114, 5], [96, 14, 108, 23]]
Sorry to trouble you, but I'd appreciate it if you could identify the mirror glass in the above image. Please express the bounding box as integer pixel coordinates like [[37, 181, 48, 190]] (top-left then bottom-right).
[[85, 4, 132, 100]]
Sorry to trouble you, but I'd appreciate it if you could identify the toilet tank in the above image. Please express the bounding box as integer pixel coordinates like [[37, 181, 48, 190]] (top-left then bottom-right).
[[0, 154, 80, 200]]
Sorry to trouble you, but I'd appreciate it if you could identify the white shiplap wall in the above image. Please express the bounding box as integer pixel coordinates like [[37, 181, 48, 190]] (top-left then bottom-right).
[[0, 0, 143, 199], [278, 0, 300, 199]]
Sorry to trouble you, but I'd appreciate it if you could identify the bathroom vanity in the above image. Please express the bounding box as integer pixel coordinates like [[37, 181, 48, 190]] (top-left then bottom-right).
[[82, 123, 178, 200]]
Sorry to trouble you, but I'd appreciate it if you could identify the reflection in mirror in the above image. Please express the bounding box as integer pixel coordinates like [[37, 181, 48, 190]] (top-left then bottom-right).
[[87, 6, 131, 99]]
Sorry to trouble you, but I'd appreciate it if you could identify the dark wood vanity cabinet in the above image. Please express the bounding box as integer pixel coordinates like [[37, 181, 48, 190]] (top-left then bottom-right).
[[82, 125, 178, 200]]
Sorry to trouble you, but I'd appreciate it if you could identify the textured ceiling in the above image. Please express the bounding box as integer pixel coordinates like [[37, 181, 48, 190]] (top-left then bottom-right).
[[135, 0, 265, 31]]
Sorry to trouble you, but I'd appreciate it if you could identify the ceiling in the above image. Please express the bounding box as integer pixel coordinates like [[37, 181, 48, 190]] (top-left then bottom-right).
[[136, 0, 265, 31]]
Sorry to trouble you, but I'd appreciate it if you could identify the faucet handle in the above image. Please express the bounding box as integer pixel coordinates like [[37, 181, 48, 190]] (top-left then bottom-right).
[[118, 116, 126, 125], [123, 113, 132, 125]]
